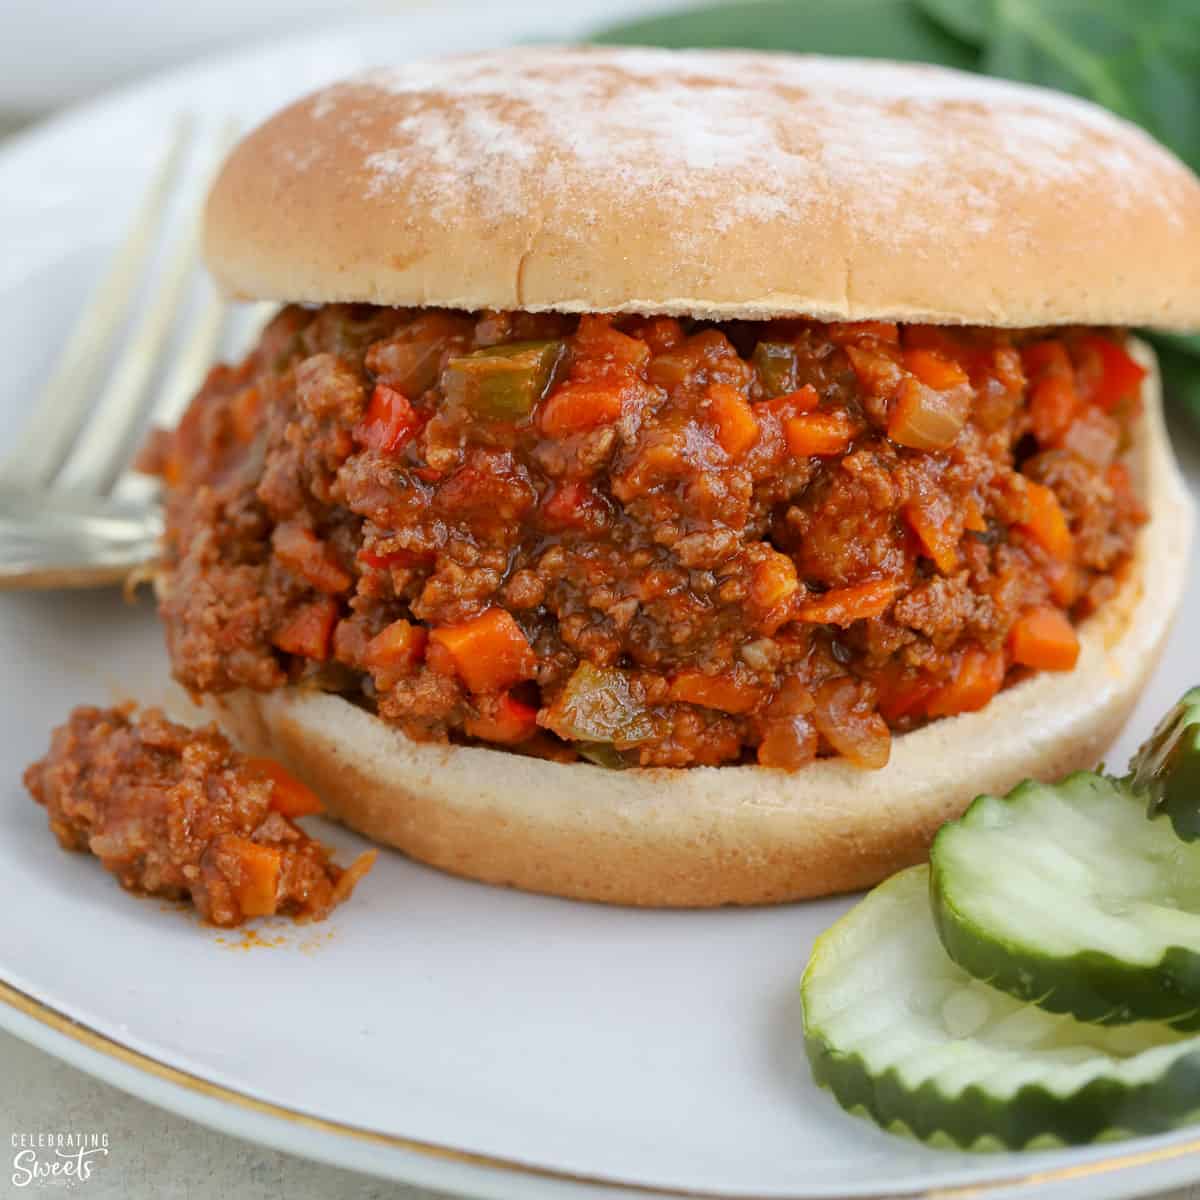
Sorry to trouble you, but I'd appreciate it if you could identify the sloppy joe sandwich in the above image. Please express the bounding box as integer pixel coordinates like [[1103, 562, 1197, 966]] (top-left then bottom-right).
[[145, 48, 1200, 906]]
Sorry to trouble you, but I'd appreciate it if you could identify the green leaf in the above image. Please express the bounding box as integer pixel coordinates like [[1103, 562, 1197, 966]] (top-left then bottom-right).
[[977, 1, 1200, 173], [917, 0, 993, 46], [1153, 335, 1200, 422], [592, 0, 979, 67]]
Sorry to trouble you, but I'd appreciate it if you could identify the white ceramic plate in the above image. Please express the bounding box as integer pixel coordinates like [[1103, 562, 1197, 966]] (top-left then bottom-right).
[[4, 4, 1200, 1197]]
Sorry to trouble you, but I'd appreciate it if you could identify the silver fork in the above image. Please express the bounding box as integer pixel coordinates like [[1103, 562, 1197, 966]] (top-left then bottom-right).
[[0, 118, 258, 590]]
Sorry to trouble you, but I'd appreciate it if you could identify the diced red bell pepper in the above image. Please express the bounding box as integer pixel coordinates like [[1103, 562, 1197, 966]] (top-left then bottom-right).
[[540, 480, 609, 531], [357, 545, 434, 570], [354, 384, 426, 454], [1077, 335, 1147, 411], [875, 669, 939, 724], [464, 693, 540, 744]]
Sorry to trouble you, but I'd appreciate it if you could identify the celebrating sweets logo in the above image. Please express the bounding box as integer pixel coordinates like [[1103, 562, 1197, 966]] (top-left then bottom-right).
[[10, 1132, 109, 1188]]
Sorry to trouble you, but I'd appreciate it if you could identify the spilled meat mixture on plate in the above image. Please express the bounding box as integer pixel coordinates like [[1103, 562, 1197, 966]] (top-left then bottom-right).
[[142, 307, 1147, 771], [25, 704, 374, 926]]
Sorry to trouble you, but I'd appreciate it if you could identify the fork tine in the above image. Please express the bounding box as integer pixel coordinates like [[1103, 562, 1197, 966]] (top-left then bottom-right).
[[56, 120, 240, 496], [110, 283, 227, 506], [112, 296, 277, 506], [0, 117, 194, 491]]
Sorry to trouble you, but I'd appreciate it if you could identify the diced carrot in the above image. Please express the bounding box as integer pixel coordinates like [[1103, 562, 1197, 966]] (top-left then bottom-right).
[[229, 386, 262, 444], [464, 693, 540, 744], [538, 384, 624, 437], [273, 598, 338, 661], [273, 523, 353, 594], [537, 316, 649, 437], [904, 502, 960, 575], [754, 385, 820, 425], [330, 850, 378, 908], [227, 838, 281, 918], [783, 412, 857, 458], [1045, 559, 1079, 607], [1077, 335, 1147, 411], [354, 383, 425, 454], [1019, 481, 1074, 561], [797, 578, 899, 626], [926, 648, 1006, 718], [1009, 606, 1080, 671], [248, 758, 324, 818], [364, 619, 427, 672], [1029, 373, 1079, 446], [429, 609, 536, 694], [669, 671, 762, 714], [160, 451, 186, 489], [707, 384, 760, 459], [963, 496, 987, 533], [903, 348, 969, 391]]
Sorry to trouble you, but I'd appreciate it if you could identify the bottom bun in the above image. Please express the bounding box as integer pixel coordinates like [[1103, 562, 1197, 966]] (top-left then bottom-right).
[[209, 346, 1191, 907]]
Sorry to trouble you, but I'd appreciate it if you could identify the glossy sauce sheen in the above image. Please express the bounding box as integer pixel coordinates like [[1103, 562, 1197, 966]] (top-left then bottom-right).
[[147, 307, 1146, 770]]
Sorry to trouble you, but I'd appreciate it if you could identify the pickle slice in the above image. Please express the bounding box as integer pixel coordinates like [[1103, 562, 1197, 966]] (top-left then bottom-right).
[[930, 771, 1200, 1029], [802, 866, 1200, 1149], [1129, 686, 1200, 840]]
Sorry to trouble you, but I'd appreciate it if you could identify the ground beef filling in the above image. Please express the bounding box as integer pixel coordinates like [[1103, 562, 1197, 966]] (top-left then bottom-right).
[[146, 307, 1147, 770], [24, 705, 374, 926]]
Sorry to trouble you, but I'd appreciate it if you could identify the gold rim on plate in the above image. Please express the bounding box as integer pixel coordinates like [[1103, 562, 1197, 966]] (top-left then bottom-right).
[[1, 975, 1198, 1199]]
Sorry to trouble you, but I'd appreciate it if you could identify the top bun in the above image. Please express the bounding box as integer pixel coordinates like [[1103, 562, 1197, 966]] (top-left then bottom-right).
[[205, 47, 1200, 329]]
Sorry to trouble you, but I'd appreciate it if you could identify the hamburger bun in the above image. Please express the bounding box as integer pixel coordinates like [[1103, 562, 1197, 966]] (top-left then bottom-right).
[[205, 48, 1200, 329], [207, 343, 1192, 907]]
